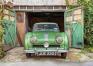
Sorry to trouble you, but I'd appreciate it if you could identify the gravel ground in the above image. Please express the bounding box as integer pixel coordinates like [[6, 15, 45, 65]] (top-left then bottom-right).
[[0, 47, 93, 62]]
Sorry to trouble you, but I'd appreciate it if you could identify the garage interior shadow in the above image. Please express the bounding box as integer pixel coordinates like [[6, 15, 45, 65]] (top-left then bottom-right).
[[26, 12, 64, 32]]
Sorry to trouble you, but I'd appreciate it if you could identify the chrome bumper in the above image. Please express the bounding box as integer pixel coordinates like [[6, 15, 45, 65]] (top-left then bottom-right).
[[24, 48, 68, 53]]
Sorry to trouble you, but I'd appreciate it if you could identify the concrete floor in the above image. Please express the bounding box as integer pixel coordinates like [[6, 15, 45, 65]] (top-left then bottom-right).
[[0, 62, 93, 66], [0, 47, 93, 66]]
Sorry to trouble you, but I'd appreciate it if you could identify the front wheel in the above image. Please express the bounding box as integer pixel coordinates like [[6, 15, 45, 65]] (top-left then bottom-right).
[[26, 53, 35, 58], [61, 53, 67, 59], [26, 53, 31, 58]]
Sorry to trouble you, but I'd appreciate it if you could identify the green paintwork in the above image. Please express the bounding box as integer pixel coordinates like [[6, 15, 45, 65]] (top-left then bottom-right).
[[24, 23, 68, 52], [3, 19, 16, 47], [71, 22, 83, 48]]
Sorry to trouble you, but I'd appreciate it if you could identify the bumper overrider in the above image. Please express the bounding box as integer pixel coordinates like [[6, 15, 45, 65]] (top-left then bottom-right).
[[24, 48, 68, 53]]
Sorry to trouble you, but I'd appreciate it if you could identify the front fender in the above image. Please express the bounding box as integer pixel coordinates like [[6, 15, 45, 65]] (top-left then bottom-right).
[[24, 32, 33, 50], [60, 32, 69, 50]]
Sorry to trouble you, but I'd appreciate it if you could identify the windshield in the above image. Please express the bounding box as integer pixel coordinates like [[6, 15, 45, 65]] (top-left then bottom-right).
[[33, 23, 59, 31]]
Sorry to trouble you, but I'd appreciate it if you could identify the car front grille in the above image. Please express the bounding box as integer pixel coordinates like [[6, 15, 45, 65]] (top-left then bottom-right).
[[32, 45, 60, 48]]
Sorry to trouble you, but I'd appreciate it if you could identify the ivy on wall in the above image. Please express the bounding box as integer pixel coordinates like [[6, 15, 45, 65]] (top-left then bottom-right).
[[0, 6, 5, 59], [78, 0, 93, 46]]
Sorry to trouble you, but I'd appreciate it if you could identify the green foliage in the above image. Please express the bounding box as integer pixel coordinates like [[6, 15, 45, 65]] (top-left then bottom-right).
[[0, 7, 5, 59], [82, 47, 93, 53], [78, 0, 93, 46], [65, 0, 77, 9], [0, 23, 5, 59]]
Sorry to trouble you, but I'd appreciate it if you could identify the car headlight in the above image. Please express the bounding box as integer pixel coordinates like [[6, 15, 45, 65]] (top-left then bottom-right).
[[56, 36, 63, 44], [30, 36, 37, 43]]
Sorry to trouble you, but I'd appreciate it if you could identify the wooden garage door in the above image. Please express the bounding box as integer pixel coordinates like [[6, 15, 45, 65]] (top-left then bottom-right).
[[64, 7, 84, 48]]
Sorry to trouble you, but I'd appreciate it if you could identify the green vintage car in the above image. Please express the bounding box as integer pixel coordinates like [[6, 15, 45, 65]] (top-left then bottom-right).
[[24, 22, 68, 58]]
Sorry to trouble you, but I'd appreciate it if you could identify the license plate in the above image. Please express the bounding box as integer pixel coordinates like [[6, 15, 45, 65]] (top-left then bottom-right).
[[37, 52, 57, 56]]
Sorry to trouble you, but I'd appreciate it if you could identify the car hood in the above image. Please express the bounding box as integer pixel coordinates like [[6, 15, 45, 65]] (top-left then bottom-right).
[[32, 31, 59, 44]]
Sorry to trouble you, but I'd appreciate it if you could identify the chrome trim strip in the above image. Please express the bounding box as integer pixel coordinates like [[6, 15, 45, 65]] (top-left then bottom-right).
[[24, 48, 68, 53], [44, 33, 48, 42]]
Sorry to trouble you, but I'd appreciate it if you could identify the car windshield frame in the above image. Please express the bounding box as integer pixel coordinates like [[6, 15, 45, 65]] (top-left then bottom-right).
[[33, 23, 59, 32]]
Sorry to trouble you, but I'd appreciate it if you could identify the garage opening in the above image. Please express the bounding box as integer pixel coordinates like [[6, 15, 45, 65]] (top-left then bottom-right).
[[26, 12, 64, 32]]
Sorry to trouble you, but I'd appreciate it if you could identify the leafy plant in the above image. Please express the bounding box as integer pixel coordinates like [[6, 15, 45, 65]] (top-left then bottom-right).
[[78, 0, 93, 46], [0, 23, 5, 59], [0, 6, 5, 59]]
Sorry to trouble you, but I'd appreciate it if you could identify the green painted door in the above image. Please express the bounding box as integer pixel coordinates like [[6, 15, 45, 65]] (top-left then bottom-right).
[[71, 22, 83, 48], [64, 7, 84, 48], [3, 10, 16, 47]]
